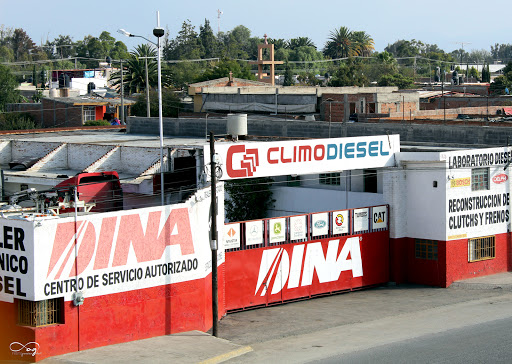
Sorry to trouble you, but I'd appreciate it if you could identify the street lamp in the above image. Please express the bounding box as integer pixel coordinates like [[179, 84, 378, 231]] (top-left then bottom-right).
[[119, 12, 165, 205]]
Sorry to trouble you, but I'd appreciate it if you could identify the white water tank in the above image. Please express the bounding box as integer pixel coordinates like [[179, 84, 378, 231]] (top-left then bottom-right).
[[227, 114, 247, 138], [49, 87, 58, 98]]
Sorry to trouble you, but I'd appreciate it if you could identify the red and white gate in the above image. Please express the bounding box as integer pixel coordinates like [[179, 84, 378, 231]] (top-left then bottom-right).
[[224, 205, 389, 311]]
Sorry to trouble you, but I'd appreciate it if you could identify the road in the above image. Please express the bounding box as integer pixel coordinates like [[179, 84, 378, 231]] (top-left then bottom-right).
[[217, 285, 512, 363]]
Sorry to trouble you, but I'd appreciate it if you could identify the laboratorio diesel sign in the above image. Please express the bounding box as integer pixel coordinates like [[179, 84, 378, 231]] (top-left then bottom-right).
[[204, 135, 400, 180], [0, 187, 222, 303]]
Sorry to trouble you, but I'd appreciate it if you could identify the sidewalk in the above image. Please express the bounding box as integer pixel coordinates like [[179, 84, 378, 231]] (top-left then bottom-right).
[[450, 272, 512, 290], [40, 331, 252, 364]]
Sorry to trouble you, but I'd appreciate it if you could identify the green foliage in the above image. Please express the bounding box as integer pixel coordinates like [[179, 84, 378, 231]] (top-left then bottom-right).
[[323, 26, 355, 59], [296, 72, 322, 86], [225, 177, 275, 222], [109, 44, 162, 94], [378, 73, 414, 89], [131, 89, 182, 117], [328, 59, 368, 87], [84, 120, 111, 126], [481, 63, 491, 83], [196, 58, 255, 82], [283, 62, 295, 86], [0, 64, 21, 111], [0, 112, 36, 130]]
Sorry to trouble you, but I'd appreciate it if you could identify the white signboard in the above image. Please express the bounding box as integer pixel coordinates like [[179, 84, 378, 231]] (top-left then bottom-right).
[[332, 210, 349, 235], [246, 220, 264, 246], [353, 208, 369, 233], [312, 213, 329, 237], [224, 223, 240, 250], [372, 206, 388, 229], [205, 135, 400, 181], [0, 186, 224, 303], [444, 147, 512, 240], [269, 218, 286, 244], [289, 215, 307, 240]]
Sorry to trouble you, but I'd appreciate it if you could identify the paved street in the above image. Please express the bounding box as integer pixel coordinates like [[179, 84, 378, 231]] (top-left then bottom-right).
[[220, 285, 512, 363], [41, 274, 512, 364]]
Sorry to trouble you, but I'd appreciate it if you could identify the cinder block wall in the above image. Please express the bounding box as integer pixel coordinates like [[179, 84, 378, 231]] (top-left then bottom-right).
[[127, 116, 512, 147]]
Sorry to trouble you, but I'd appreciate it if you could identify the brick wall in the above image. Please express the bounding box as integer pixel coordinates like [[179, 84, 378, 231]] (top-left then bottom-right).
[[41, 99, 83, 128]]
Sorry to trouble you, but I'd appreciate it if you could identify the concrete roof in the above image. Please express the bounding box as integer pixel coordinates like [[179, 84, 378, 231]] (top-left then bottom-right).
[[43, 96, 136, 106], [0, 130, 208, 192]]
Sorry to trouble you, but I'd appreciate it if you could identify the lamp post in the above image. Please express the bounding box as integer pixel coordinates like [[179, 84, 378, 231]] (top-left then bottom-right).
[[119, 12, 165, 205]]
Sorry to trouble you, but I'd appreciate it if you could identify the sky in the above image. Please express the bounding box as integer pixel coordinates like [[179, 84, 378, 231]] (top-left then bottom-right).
[[0, 0, 510, 55]]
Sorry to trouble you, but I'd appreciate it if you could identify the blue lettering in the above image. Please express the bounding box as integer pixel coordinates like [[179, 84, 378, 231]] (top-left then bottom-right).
[[356, 142, 367, 158], [380, 141, 390, 156], [369, 141, 378, 156], [327, 144, 338, 160], [345, 143, 355, 158]]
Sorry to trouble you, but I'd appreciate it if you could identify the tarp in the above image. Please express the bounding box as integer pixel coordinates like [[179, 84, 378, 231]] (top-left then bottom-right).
[[202, 102, 315, 113]]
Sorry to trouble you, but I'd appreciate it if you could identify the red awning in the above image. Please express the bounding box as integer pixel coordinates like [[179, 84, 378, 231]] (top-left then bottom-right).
[[504, 107, 512, 116]]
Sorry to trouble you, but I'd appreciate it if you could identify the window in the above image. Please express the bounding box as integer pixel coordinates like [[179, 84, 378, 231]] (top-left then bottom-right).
[[469, 236, 495, 262], [17, 298, 63, 327], [83, 106, 96, 121], [364, 169, 377, 193], [287, 175, 301, 187], [471, 168, 489, 191], [415, 239, 438, 260], [320, 173, 340, 185]]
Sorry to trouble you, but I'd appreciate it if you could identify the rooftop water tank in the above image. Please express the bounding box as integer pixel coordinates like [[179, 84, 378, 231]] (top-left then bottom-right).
[[227, 114, 247, 139]]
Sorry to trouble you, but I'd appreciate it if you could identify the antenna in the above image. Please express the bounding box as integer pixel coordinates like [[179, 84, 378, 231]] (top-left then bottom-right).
[[217, 9, 223, 34]]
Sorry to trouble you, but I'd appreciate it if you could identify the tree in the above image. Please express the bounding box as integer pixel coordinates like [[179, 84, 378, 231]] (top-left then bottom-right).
[[385, 39, 423, 58], [109, 44, 169, 95], [282, 61, 295, 86], [131, 89, 182, 117], [328, 59, 368, 87], [378, 73, 414, 89], [0, 64, 21, 111], [195, 58, 255, 82], [7, 28, 36, 61], [351, 31, 374, 56], [165, 20, 201, 60], [225, 177, 275, 222], [199, 19, 218, 58], [323, 26, 355, 59], [287, 37, 316, 50]]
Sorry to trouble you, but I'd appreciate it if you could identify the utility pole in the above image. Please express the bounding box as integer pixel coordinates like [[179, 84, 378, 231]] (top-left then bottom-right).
[[120, 59, 125, 124], [209, 131, 219, 337]]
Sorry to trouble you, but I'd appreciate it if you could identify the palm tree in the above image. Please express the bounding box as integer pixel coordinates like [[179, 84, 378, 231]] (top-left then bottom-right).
[[287, 37, 316, 50], [110, 44, 169, 95], [351, 31, 375, 57], [323, 26, 354, 59]]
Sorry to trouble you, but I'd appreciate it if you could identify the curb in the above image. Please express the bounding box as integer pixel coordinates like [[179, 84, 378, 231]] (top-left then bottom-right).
[[199, 345, 253, 364]]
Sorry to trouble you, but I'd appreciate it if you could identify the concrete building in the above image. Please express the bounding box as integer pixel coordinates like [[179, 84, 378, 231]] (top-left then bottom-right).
[[3, 116, 512, 361]]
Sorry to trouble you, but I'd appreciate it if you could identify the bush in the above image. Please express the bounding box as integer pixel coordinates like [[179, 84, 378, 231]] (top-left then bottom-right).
[[0, 112, 36, 130], [84, 120, 111, 126]]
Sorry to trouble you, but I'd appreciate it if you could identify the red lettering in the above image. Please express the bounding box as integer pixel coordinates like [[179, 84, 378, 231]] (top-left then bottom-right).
[[113, 208, 194, 267], [280, 147, 292, 163], [314, 145, 325, 160], [93, 217, 117, 270], [267, 147, 279, 164]]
